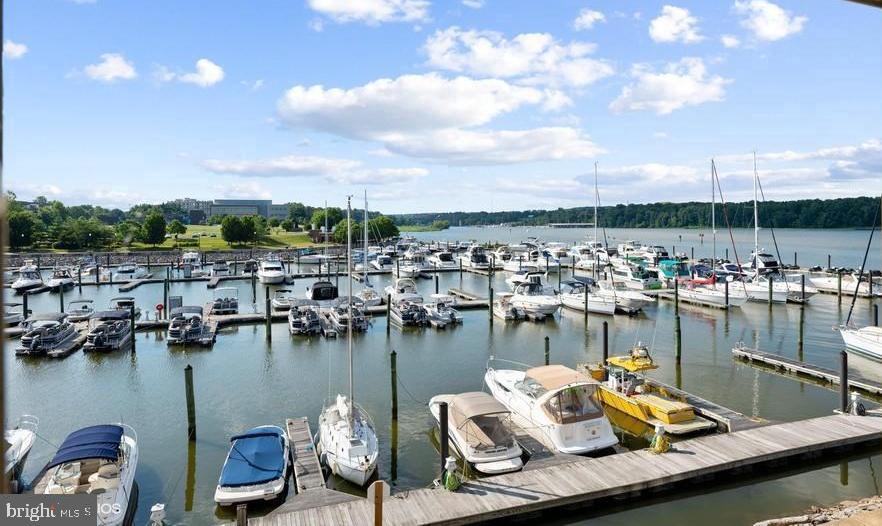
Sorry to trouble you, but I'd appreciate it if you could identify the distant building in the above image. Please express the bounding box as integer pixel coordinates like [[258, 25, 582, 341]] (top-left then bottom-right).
[[173, 198, 290, 221]]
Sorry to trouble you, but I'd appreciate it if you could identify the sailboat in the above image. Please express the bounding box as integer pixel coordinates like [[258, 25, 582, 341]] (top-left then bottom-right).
[[317, 197, 379, 487], [356, 192, 382, 307]]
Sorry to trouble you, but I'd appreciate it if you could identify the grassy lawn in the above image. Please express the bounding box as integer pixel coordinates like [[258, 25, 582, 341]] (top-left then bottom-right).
[[127, 225, 316, 251]]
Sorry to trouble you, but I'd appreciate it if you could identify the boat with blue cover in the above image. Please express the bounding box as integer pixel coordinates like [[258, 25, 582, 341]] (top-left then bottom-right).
[[214, 425, 290, 505], [31, 424, 139, 526]]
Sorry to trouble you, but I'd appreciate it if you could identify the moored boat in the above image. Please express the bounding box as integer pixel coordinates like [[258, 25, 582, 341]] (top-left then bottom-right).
[[214, 425, 289, 505]]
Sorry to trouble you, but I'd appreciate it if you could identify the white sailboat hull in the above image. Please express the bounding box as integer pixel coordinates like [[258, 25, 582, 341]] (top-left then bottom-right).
[[840, 326, 882, 360]]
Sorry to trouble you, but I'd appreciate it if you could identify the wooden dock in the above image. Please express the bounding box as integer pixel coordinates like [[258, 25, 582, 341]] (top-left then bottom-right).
[[46, 334, 87, 359], [447, 288, 483, 301], [251, 412, 882, 526], [732, 344, 882, 396], [116, 275, 155, 292]]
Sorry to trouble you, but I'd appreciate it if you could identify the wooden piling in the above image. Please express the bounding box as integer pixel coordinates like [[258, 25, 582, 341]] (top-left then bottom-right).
[[459, 258, 463, 280], [386, 294, 392, 336], [674, 278, 679, 315], [488, 287, 494, 325], [251, 270, 256, 303], [59, 285, 64, 313], [390, 350, 398, 421], [583, 286, 588, 326], [602, 321, 609, 381], [840, 351, 848, 413], [146, 254, 151, 271], [828, 254, 832, 269], [768, 274, 773, 305], [794, 251, 797, 267], [838, 270, 843, 300], [22, 292, 29, 320], [435, 273, 439, 294], [801, 274, 806, 303], [130, 306, 136, 352], [439, 402, 449, 476], [675, 315, 682, 364], [798, 305, 805, 361], [265, 286, 272, 341], [726, 248, 729, 260], [544, 336, 550, 366], [724, 279, 729, 308], [875, 304, 879, 327], [185, 364, 196, 439], [77, 267, 82, 293]]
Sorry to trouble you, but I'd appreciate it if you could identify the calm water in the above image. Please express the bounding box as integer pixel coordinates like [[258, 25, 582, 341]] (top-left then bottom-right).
[[4, 228, 882, 525]]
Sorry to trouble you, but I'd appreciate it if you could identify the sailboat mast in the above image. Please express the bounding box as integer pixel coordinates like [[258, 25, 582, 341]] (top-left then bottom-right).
[[753, 152, 759, 266], [593, 162, 599, 244], [364, 191, 369, 281], [346, 197, 353, 417], [711, 159, 716, 267]]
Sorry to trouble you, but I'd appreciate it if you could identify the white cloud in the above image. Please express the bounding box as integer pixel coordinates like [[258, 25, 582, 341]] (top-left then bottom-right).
[[542, 89, 573, 112], [179, 59, 225, 87], [649, 5, 703, 44], [84, 53, 137, 83], [201, 154, 428, 184], [242, 79, 264, 91], [218, 181, 273, 200], [423, 27, 613, 88], [734, 0, 806, 42], [573, 9, 605, 31], [602, 163, 701, 184], [3, 40, 28, 60], [495, 178, 592, 200], [610, 58, 729, 115], [461, 0, 484, 8], [277, 73, 546, 139], [719, 139, 882, 163], [307, 0, 429, 24], [383, 127, 604, 165], [653, 131, 669, 139], [720, 35, 741, 48], [309, 18, 325, 32]]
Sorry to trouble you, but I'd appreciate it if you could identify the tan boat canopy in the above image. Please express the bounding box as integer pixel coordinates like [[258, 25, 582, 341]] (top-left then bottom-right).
[[526, 365, 594, 391], [448, 392, 514, 449], [449, 392, 510, 427]]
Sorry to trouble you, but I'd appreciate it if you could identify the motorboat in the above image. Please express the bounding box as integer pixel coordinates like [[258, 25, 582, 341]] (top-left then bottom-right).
[[11, 263, 43, 293], [509, 282, 561, 317], [209, 287, 239, 315], [484, 364, 617, 454], [46, 267, 75, 291], [181, 251, 201, 268], [745, 273, 807, 303], [460, 245, 490, 270], [83, 311, 133, 352], [214, 425, 289, 505], [66, 300, 95, 323], [636, 245, 670, 265], [288, 299, 322, 336], [779, 272, 820, 302], [16, 314, 78, 356], [384, 278, 422, 304], [839, 325, 882, 361], [389, 300, 428, 327], [272, 289, 296, 311], [5, 415, 38, 490], [503, 256, 538, 273], [505, 270, 549, 291], [4, 302, 26, 326], [424, 294, 463, 325], [429, 392, 523, 475], [242, 259, 259, 274], [558, 280, 615, 316], [326, 298, 369, 333], [396, 252, 429, 278], [593, 280, 654, 314], [532, 249, 561, 273], [79, 255, 99, 276], [428, 251, 458, 269], [616, 240, 642, 258], [32, 424, 138, 526], [211, 260, 230, 277], [809, 272, 879, 298], [167, 306, 209, 345], [677, 281, 749, 309], [371, 254, 394, 271], [746, 250, 780, 275], [545, 243, 573, 267], [610, 264, 664, 291], [739, 276, 789, 304], [491, 246, 512, 268], [257, 255, 286, 284], [305, 280, 339, 305], [113, 262, 148, 282], [653, 259, 690, 283], [583, 345, 716, 436], [318, 197, 379, 487], [493, 292, 526, 321], [110, 296, 141, 320], [356, 284, 383, 308]]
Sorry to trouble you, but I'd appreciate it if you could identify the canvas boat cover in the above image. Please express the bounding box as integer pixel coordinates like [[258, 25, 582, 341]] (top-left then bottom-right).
[[46, 425, 123, 468], [526, 365, 595, 391], [218, 426, 286, 488]]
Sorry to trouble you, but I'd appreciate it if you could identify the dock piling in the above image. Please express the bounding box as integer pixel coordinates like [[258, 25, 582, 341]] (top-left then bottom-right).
[[798, 305, 805, 361], [675, 315, 682, 364], [838, 270, 843, 300], [59, 285, 64, 313], [390, 350, 398, 421], [726, 248, 729, 260], [22, 292, 29, 320], [251, 270, 256, 303], [875, 304, 879, 327], [77, 267, 82, 293], [602, 321, 609, 380], [386, 294, 392, 336], [768, 274, 773, 305], [265, 286, 272, 342], [840, 351, 848, 414], [801, 274, 806, 302], [724, 279, 729, 308], [794, 251, 797, 267], [185, 364, 196, 439], [583, 288, 588, 326], [439, 402, 449, 477], [130, 306, 136, 352], [488, 287, 494, 325], [674, 278, 679, 314], [544, 336, 550, 365], [828, 254, 832, 269], [236, 504, 247, 526], [435, 273, 439, 294]]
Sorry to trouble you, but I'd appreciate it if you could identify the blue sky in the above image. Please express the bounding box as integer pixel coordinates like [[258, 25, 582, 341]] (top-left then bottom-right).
[[3, 0, 881, 213]]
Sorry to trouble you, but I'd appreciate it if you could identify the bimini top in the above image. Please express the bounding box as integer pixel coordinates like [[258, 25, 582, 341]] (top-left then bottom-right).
[[47, 425, 123, 469], [171, 306, 203, 317], [91, 310, 131, 321], [29, 313, 69, 322], [449, 392, 509, 427], [218, 426, 286, 488], [526, 365, 593, 391]]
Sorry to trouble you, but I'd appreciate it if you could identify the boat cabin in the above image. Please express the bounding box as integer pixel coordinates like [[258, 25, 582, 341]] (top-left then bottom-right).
[[517, 365, 604, 425]]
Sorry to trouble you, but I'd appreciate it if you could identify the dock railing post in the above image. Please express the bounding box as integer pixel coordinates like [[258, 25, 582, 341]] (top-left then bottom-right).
[[130, 305, 136, 352], [602, 321, 609, 381], [544, 336, 550, 365], [439, 401, 449, 477], [185, 364, 196, 439], [265, 286, 272, 342], [840, 351, 848, 414], [59, 285, 64, 313]]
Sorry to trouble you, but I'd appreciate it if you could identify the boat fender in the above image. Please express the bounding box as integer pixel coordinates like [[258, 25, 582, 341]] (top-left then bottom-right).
[[442, 457, 461, 491], [649, 424, 671, 454]]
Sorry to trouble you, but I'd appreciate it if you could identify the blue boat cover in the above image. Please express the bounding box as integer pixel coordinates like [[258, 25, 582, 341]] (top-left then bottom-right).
[[47, 425, 123, 468], [218, 426, 286, 488]]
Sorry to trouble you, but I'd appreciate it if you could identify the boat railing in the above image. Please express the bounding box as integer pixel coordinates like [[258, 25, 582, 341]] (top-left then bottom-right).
[[486, 356, 535, 372], [16, 414, 40, 432]]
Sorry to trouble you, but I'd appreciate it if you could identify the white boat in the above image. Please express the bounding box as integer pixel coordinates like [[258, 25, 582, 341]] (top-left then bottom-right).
[[545, 243, 573, 266], [272, 289, 296, 311], [288, 299, 322, 335], [460, 245, 490, 270], [110, 296, 141, 320], [356, 284, 383, 308], [503, 257, 538, 273], [485, 364, 617, 454], [839, 325, 882, 360], [318, 197, 379, 487], [505, 270, 545, 291], [384, 278, 422, 304], [15, 314, 78, 356], [32, 424, 138, 526], [63, 300, 94, 322], [678, 281, 749, 308], [113, 262, 148, 282], [531, 249, 561, 273], [257, 255, 286, 284], [4, 302, 26, 326], [83, 310, 134, 352], [510, 282, 561, 316], [167, 306, 208, 345], [214, 425, 289, 505], [211, 260, 230, 277], [305, 280, 339, 308], [559, 280, 616, 315], [739, 278, 789, 303], [610, 264, 664, 291], [46, 267, 75, 291], [809, 272, 879, 297], [5, 415, 38, 489], [209, 287, 239, 315], [594, 280, 654, 314], [491, 247, 512, 268], [181, 251, 201, 267], [396, 252, 429, 278], [424, 294, 463, 325], [779, 273, 820, 302], [11, 262, 43, 293], [493, 292, 526, 320], [370, 254, 394, 271], [428, 251, 458, 269], [429, 393, 523, 475]]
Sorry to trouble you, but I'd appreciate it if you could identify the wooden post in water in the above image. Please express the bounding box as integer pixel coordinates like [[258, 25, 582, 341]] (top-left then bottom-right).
[[434, 273, 439, 294], [439, 401, 449, 477], [801, 274, 806, 303], [675, 315, 682, 363], [828, 254, 832, 269], [837, 270, 842, 300], [130, 306, 136, 352], [459, 258, 463, 281], [265, 286, 272, 342], [874, 304, 878, 327], [146, 254, 151, 271], [840, 351, 848, 413], [724, 279, 729, 308], [488, 287, 494, 326], [725, 248, 729, 260], [77, 267, 83, 293], [386, 294, 392, 336], [236, 505, 247, 526], [768, 274, 773, 305], [602, 321, 609, 381], [22, 292, 29, 320], [583, 286, 588, 326], [185, 364, 196, 439], [544, 336, 550, 365], [396, 258, 400, 278], [674, 278, 679, 315], [251, 269, 256, 304], [390, 350, 398, 420], [59, 285, 64, 313], [798, 305, 805, 361], [794, 251, 797, 267]]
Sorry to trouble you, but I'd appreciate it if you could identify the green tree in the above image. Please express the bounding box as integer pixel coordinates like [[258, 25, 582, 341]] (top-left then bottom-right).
[[167, 219, 187, 238], [208, 214, 226, 225], [268, 218, 281, 229], [114, 220, 142, 246], [280, 219, 294, 232], [220, 215, 246, 246], [8, 210, 39, 249], [310, 208, 343, 230], [369, 215, 399, 240], [54, 218, 114, 249], [332, 218, 363, 244], [141, 212, 167, 246]]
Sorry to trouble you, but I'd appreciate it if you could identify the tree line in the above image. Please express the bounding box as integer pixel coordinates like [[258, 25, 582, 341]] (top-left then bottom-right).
[[391, 197, 882, 229]]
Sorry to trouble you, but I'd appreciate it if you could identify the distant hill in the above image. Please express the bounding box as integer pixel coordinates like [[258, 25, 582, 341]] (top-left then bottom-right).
[[390, 196, 881, 229]]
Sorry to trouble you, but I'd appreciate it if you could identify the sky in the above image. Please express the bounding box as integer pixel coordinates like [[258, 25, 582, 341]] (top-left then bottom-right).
[[3, 0, 881, 214]]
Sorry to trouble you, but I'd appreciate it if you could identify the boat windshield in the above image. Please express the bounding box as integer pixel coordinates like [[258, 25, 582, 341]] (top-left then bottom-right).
[[461, 415, 516, 450], [439, 253, 453, 262], [542, 385, 604, 424], [518, 283, 545, 296]]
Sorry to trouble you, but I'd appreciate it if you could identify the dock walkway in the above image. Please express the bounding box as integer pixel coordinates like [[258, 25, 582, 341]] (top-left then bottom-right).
[[732, 345, 882, 396]]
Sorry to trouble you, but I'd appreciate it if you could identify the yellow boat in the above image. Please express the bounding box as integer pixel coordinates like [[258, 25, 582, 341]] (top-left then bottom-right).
[[582, 345, 716, 436]]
